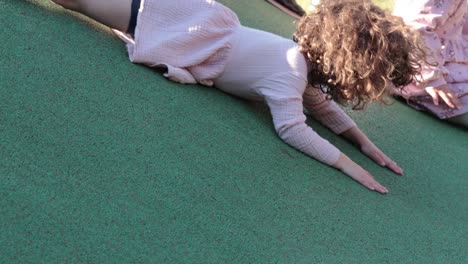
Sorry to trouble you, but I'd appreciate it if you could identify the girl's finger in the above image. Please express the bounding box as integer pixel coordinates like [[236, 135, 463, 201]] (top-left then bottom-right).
[[426, 88, 439, 105], [379, 154, 403, 175], [371, 180, 388, 194], [379, 152, 403, 175], [439, 91, 454, 108], [358, 173, 388, 194], [387, 161, 403, 175], [364, 147, 386, 166], [372, 152, 386, 166], [447, 93, 463, 109], [377, 185, 389, 194]]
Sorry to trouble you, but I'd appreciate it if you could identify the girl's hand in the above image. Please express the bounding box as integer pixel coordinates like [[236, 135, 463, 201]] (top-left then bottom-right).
[[341, 127, 403, 176], [333, 153, 388, 194], [425, 84, 462, 109], [360, 142, 403, 176]]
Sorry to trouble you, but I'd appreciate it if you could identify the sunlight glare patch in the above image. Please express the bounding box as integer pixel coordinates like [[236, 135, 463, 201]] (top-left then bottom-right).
[[188, 25, 202, 32]]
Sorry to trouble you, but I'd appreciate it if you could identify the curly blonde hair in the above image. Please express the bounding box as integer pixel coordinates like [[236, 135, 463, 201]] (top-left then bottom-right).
[[294, 0, 428, 109]]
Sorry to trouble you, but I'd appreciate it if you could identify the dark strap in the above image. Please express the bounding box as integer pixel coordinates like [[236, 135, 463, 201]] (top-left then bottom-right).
[[127, 0, 141, 36]]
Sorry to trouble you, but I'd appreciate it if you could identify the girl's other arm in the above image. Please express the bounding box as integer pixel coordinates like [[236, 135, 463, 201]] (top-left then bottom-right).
[[340, 127, 403, 176], [260, 84, 389, 194], [303, 86, 403, 176], [302, 85, 356, 134]]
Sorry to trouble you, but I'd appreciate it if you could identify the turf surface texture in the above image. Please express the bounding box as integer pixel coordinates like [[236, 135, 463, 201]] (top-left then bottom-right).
[[1, 0, 467, 262]]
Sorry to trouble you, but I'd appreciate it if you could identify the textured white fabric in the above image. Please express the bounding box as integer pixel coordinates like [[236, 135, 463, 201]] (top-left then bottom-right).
[[127, 0, 357, 166], [214, 27, 356, 165], [127, 0, 241, 86]]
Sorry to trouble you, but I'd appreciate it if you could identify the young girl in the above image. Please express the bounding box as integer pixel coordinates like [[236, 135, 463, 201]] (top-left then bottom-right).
[[393, 0, 468, 127], [49, 0, 428, 194]]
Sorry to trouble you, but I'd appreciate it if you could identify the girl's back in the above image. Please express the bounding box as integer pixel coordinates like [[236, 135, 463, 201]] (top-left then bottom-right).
[[215, 26, 309, 101]]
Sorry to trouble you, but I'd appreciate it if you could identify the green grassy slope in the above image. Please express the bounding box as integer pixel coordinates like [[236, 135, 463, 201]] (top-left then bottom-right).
[[1, 0, 466, 263]]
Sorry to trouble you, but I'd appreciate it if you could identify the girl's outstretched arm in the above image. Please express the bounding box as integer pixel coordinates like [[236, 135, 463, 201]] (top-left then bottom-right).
[[303, 87, 402, 174], [259, 78, 396, 194], [303, 89, 401, 193]]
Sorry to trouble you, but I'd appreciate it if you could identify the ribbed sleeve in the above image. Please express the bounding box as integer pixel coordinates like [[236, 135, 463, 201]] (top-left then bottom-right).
[[258, 73, 343, 166], [303, 86, 356, 134]]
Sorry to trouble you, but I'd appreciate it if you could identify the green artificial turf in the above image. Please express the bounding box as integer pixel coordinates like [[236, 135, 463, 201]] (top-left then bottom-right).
[[1, 0, 467, 262]]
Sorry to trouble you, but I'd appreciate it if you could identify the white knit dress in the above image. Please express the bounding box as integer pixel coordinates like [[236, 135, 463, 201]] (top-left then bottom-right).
[[123, 0, 357, 166]]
